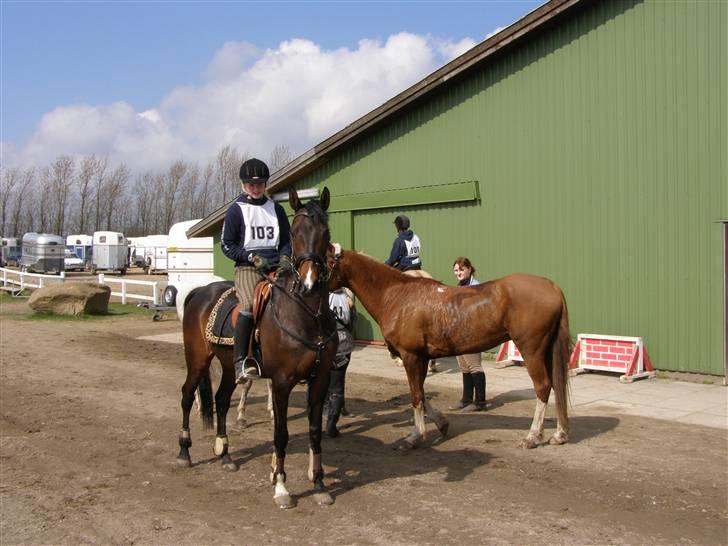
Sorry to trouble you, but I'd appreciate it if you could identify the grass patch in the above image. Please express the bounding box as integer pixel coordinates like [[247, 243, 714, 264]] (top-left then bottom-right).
[[24, 302, 158, 321]]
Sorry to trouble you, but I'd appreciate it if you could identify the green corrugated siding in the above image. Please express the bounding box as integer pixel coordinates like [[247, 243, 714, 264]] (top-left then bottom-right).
[[287, 0, 726, 374]]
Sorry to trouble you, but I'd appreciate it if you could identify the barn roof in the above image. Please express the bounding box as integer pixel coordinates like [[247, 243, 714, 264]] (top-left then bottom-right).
[[188, 0, 582, 238]]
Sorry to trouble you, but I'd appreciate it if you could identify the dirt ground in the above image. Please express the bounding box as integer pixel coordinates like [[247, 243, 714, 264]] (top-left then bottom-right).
[[1, 300, 726, 545]]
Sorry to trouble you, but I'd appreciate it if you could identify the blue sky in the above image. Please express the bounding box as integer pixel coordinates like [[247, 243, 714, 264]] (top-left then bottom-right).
[[2, 1, 542, 170]]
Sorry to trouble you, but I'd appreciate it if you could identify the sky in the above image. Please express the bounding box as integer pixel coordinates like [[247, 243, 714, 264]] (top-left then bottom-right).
[[1, 1, 543, 172]]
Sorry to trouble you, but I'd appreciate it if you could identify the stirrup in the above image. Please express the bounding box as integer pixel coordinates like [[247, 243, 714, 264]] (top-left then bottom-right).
[[242, 356, 262, 379]]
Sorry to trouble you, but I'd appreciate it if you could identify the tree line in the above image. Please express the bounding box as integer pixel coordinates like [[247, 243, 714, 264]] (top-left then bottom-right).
[[0, 144, 292, 240]]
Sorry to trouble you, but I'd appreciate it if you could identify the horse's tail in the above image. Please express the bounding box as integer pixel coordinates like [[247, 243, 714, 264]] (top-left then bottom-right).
[[197, 367, 214, 430], [551, 293, 572, 434]]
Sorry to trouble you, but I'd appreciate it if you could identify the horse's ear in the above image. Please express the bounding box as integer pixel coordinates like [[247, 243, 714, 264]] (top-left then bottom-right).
[[289, 187, 302, 211], [320, 187, 330, 212]]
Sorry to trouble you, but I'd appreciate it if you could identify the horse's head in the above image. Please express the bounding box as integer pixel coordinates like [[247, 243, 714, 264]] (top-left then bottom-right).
[[289, 186, 331, 294], [326, 242, 345, 291]]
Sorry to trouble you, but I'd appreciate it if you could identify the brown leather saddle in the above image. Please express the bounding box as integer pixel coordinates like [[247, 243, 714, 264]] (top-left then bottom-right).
[[205, 273, 275, 346]]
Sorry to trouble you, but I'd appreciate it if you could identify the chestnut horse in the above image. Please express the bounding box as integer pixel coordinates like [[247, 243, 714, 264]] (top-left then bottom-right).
[[327, 244, 571, 449], [176, 188, 338, 508]]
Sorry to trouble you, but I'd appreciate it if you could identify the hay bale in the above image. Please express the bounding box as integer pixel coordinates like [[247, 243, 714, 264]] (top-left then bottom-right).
[[28, 282, 111, 316]]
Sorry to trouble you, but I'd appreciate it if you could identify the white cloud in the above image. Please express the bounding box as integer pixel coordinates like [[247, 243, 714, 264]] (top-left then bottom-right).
[[2, 32, 476, 173]]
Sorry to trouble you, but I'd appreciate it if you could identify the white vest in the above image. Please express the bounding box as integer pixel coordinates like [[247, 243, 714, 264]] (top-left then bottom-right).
[[329, 291, 351, 325], [237, 200, 280, 251], [404, 234, 421, 261]]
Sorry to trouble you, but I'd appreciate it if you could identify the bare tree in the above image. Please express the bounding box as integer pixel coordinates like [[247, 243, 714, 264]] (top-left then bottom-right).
[[196, 161, 215, 218], [131, 171, 154, 236], [0, 167, 20, 235], [10, 168, 35, 236], [103, 163, 129, 230], [92, 156, 109, 232], [215, 145, 244, 203], [75, 156, 102, 234], [47, 155, 75, 235], [269, 144, 292, 173]]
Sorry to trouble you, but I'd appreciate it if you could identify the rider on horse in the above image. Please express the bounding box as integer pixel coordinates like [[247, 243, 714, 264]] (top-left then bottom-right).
[[221, 158, 292, 383]]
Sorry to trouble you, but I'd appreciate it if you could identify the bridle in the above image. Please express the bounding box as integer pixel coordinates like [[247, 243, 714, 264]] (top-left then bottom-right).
[[290, 208, 330, 285], [259, 208, 337, 378]]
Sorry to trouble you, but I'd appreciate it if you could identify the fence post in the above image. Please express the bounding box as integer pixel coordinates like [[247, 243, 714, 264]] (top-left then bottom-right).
[[39, 276, 43, 289], [60, 271, 66, 282], [20, 271, 25, 292], [121, 280, 127, 305], [2, 269, 6, 288], [153, 282, 159, 305], [99, 273, 104, 285]]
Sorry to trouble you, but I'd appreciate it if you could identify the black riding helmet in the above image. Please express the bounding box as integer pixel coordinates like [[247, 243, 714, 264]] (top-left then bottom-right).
[[394, 215, 410, 231], [239, 158, 270, 184]]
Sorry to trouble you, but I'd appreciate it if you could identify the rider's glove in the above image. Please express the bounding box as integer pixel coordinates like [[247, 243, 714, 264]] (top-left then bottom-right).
[[251, 255, 270, 273], [279, 255, 294, 272]]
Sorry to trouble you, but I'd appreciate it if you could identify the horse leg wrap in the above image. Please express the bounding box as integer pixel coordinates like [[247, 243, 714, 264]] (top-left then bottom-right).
[[213, 435, 228, 457], [178, 429, 192, 449]]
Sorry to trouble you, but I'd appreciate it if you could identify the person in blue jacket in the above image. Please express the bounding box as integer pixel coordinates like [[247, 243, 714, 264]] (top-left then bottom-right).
[[221, 158, 292, 383], [385, 215, 422, 271]]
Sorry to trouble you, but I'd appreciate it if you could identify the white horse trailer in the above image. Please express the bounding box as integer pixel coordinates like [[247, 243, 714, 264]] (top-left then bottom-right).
[[91, 231, 127, 274], [141, 234, 168, 274], [20, 233, 65, 274], [1, 237, 21, 267], [65, 234, 93, 267], [165, 219, 222, 313]]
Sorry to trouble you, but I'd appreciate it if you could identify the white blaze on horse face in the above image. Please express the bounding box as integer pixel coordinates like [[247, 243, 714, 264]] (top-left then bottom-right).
[[303, 266, 315, 291]]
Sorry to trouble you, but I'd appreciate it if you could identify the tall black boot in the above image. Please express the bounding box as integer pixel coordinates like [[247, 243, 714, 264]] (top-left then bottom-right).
[[449, 373, 474, 410], [326, 368, 345, 438], [233, 312, 259, 382], [472, 371, 487, 411]]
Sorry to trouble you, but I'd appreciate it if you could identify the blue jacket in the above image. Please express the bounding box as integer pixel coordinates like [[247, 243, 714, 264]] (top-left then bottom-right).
[[221, 193, 291, 266], [385, 230, 422, 271]]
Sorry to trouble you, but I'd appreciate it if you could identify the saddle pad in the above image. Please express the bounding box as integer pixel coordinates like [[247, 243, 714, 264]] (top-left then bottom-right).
[[205, 288, 240, 346]]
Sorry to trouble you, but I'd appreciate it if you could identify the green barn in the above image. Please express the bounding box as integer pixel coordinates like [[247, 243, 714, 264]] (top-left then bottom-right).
[[189, 0, 727, 378]]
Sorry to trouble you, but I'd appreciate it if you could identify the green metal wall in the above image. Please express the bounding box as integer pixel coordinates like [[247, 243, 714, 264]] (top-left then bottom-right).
[[286, 0, 727, 374]]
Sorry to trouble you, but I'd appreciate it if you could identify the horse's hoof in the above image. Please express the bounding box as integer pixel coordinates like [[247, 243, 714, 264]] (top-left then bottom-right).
[[235, 419, 247, 429], [222, 461, 238, 472], [519, 436, 541, 449], [313, 491, 334, 506], [548, 432, 569, 445], [274, 494, 295, 509], [397, 438, 418, 451], [175, 457, 192, 468]]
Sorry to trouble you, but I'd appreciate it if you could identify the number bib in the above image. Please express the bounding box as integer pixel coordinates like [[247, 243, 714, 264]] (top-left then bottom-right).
[[404, 234, 421, 262], [329, 291, 351, 325], [238, 200, 280, 251]]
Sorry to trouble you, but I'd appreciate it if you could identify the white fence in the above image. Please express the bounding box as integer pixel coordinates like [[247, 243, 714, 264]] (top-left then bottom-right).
[[0, 268, 159, 305]]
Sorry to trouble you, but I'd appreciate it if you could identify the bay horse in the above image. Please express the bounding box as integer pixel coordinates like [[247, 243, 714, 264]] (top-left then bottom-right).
[[176, 188, 338, 508], [327, 244, 571, 449]]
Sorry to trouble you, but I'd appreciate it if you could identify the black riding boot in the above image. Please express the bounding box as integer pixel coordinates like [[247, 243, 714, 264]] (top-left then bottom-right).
[[326, 368, 346, 438], [233, 313, 259, 383], [472, 371, 488, 410], [449, 373, 473, 410]]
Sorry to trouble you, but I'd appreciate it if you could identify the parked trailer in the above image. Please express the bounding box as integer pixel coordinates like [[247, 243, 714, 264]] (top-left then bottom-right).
[[65, 234, 93, 267], [1, 237, 21, 267], [91, 231, 127, 275], [20, 233, 65, 274], [141, 235, 168, 274], [164, 219, 222, 311], [127, 237, 144, 267]]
